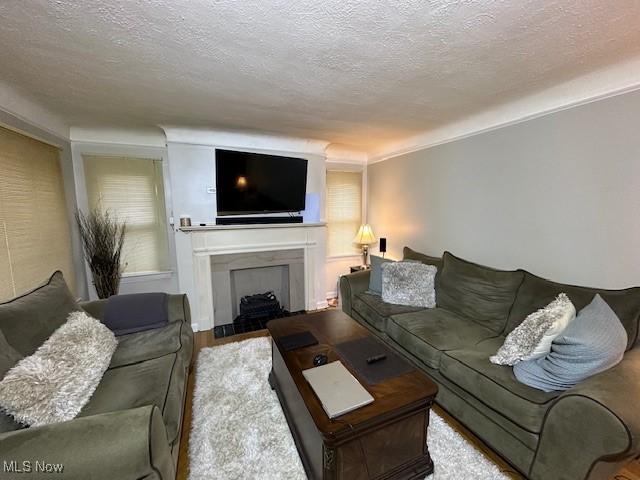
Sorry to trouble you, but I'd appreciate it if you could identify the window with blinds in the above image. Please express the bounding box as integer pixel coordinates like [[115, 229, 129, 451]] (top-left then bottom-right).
[[0, 126, 75, 301], [83, 155, 170, 275], [326, 170, 363, 257]]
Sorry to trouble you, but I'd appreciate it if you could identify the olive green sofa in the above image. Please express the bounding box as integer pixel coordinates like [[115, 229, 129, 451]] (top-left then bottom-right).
[[0, 272, 194, 480], [340, 248, 640, 480]]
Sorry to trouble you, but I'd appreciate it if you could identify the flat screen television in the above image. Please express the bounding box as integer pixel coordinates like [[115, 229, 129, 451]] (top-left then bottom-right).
[[215, 149, 308, 215]]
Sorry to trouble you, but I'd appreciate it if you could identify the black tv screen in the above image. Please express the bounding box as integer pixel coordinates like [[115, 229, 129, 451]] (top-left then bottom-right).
[[215, 149, 308, 215]]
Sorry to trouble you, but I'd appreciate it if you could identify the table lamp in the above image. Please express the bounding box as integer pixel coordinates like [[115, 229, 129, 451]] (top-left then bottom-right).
[[353, 224, 376, 267]]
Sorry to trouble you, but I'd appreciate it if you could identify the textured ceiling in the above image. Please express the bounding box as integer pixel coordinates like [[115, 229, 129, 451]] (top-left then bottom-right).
[[1, 0, 640, 152]]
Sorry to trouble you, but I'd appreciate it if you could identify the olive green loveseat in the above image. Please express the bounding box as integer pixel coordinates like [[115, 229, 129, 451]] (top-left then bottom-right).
[[0, 272, 193, 480], [340, 248, 640, 480]]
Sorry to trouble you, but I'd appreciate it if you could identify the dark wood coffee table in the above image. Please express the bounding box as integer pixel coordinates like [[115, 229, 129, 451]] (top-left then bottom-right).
[[268, 310, 438, 480]]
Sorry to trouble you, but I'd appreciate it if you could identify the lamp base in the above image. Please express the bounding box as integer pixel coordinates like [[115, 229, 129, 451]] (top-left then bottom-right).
[[362, 245, 370, 267]]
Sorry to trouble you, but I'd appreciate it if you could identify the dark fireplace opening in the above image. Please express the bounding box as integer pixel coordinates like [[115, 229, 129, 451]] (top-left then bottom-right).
[[213, 291, 303, 338]]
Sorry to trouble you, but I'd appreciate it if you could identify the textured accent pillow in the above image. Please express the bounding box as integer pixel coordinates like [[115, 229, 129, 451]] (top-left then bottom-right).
[[490, 293, 575, 366], [514, 295, 627, 392], [368, 255, 394, 294], [381, 262, 437, 308], [0, 311, 117, 426]]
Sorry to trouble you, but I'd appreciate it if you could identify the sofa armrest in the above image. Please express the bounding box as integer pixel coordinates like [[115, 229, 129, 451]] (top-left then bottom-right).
[[339, 270, 371, 317], [79, 298, 108, 321], [80, 293, 191, 324], [531, 348, 640, 480], [167, 293, 191, 324], [0, 406, 174, 480]]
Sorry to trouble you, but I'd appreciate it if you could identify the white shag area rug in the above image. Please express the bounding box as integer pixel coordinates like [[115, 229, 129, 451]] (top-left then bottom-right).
[[188, 337, 511, 480]]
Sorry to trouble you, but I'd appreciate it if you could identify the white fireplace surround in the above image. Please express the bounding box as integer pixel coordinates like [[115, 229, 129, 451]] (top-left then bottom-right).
[[175, 223, 327, 331]]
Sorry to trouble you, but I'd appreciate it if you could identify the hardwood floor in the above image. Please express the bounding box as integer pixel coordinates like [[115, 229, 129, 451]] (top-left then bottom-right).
[[176, 330, 639, 480]]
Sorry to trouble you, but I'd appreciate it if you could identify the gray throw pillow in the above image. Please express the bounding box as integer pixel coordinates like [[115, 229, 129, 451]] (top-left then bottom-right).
[[381, 262, 437, 308], [368, 255, 394, 294], [0, 311, 118, 426], [513, 294, 627, 392]]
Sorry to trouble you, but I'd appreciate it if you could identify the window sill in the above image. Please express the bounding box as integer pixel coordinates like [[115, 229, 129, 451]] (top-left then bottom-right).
[[120, 271, 174, 283], [327, 254, 361, 262]]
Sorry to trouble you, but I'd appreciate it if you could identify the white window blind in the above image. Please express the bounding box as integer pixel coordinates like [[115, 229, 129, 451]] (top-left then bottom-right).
[[83, 155, 170, 274], [326, 170, 362, 257], [0, 126, 75, 301]]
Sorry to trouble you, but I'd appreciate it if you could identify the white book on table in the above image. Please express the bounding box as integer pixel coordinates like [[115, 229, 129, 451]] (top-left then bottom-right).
[[302, 361, 374, 419]]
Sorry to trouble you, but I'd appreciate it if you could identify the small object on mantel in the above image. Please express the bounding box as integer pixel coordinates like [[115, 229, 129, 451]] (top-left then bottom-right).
[[350, 265, 371, 273]]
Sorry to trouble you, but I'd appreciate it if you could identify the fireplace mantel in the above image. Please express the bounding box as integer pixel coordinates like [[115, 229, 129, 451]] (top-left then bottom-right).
[[174, 223, 327, 331]]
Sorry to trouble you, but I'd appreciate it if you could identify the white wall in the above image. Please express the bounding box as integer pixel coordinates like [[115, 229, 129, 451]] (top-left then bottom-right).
[[70, 126, 166, 148], [367, 88, 640, 289], [166, 143, 215, 225]]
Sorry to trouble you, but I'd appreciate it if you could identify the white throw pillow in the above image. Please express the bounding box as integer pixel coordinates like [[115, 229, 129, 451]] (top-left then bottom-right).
[[381, 261, 437, 308], [0, 311, 117, 426], [490, 293, 575, 366]]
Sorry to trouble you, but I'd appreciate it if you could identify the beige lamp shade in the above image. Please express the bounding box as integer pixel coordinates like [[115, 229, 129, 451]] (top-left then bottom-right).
[[353, 224, 376, 245]]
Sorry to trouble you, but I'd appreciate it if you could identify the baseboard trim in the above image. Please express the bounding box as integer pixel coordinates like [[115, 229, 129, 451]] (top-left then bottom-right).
[[315, 300, 329, 310]]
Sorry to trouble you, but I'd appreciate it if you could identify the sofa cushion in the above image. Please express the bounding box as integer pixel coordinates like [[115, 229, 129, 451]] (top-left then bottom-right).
[[0, 328, 24, 434], [436, 252, 524, 333], [441, 337, 559, 433], [80, 348, 190, 445], [506, 271, 640, 350], [0, 412, 23, 434], [402, 247, 443, 270], [110, 320, 191, 368], [352, 292, 424, 332], [386, 308, 497, 369], [0, 271, 81, 357]]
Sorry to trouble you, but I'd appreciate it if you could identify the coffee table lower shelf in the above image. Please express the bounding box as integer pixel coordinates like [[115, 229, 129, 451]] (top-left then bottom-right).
[[269, 340, 434, 480]]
